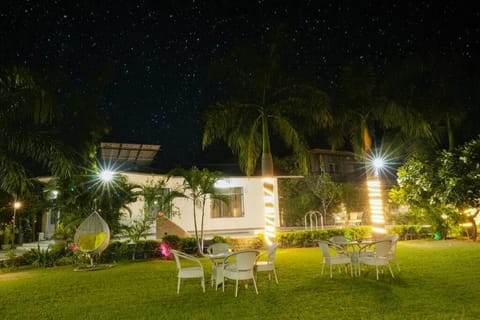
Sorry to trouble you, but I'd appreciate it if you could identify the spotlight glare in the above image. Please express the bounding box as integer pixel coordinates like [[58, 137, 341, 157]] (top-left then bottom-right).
[[373, 157, 384, 169], [99, 170, 114, 182]]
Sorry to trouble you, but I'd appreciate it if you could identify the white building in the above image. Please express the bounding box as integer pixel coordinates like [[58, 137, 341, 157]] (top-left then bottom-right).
[[124, 172, 280, 239]]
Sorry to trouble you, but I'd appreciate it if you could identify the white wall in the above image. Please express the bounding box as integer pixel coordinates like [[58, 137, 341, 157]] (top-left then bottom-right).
[[121, 172, 280, 238]]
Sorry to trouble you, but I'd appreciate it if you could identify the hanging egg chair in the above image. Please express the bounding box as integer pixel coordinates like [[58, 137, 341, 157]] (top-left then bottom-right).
[[74, 210, 110, 269]]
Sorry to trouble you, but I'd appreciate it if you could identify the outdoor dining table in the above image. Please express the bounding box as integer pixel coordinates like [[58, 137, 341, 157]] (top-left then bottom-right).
[[204, 252, 232, 288], [333, 240, 375, 276]]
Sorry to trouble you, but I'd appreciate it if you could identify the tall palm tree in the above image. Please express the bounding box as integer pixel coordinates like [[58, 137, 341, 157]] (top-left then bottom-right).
[[384, 56, 474, 152], [328, 64, 433, 159], [203, 31, 332, 176], [0, 66, 77, 195]]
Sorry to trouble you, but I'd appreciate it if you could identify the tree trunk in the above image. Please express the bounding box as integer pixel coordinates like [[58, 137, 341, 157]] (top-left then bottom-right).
[[261, 152, 274, 176]]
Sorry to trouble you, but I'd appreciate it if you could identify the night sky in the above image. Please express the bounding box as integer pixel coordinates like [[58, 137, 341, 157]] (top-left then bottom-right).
[[1, 1, 479, 168]]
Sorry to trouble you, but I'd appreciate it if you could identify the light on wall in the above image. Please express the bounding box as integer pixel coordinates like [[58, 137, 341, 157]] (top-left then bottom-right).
[[262, 177, 276, 245]]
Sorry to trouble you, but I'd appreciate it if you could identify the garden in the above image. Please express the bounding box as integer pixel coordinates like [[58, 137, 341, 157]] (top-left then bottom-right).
[[1, 239, 480, 320]]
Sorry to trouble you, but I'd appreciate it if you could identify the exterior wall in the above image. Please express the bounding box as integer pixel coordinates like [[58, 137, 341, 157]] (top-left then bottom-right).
[[309, 148, 365, 184], [122, 172, 279, 239]]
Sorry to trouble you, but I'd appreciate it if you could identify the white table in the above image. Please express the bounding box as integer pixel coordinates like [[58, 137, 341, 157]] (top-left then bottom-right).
[[204, 252, 231, 289], [334, 240, 374, 276]]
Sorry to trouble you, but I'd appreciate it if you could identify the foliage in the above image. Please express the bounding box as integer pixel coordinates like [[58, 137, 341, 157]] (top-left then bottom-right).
[[21, 242, 74, 268], [140, 178, 183, 220], [99, 241, 131, 263], [276, 227, 372, 248], [2, 241, 480, 319], [170, 166, 226, 254], [0, 67, 77, 195], [328, 64, 433, 157], [304, 173, 341, 218], [44, 172, 139, 235], [203, 30, 331, 176], [278, 174, 364, 227], [391, 136, 480, 240]]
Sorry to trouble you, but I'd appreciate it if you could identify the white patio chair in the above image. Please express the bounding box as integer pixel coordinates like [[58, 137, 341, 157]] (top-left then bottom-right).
[[206, 243, 234, 287], [358, 240, 395, 280], [318, 240, 352, 278], [382, 235, 400, 271], [348, 211, 363, 226], [222, 250, 259, 297], [171, 250, 205, 294], [255, 244, 279, 284], [328, 235, 348, 253]]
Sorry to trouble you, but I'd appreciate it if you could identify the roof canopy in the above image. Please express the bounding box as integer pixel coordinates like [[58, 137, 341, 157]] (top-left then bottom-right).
[[99, 142, 161, 167]]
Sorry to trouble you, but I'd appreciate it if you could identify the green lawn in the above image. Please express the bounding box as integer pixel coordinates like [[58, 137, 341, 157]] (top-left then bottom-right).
[[1, 240, 480, 320]]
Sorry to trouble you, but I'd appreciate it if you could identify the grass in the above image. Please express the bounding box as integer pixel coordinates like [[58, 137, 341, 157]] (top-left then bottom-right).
[[1, 240, 480, 320]]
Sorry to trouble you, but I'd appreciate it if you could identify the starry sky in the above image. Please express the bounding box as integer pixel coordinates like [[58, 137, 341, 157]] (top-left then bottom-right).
[[1, 0, 479, 168]]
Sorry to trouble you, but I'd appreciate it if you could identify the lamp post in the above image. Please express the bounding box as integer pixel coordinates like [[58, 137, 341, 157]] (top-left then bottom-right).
[[12, 200, 22, 247]]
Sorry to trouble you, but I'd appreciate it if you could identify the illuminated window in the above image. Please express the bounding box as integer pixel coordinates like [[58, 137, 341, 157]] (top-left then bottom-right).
[[211, 187, 244, 218]]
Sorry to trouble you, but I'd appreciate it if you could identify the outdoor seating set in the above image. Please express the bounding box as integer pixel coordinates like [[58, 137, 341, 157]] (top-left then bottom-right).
[[317, 235, 400, 280], [171, 243, 279, 297]]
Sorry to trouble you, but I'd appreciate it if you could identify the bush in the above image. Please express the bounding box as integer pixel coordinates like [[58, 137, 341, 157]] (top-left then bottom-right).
[[99, 241, 131, 263], [276, 227, 373, 248]]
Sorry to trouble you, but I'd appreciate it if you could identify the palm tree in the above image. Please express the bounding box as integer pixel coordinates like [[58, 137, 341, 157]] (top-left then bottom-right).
[[328, 64, 433, 159], [202, 31, 332, 176], [383, 56, 474, 152], [171, 167, 225, 254], [0, 66, 77, 195]]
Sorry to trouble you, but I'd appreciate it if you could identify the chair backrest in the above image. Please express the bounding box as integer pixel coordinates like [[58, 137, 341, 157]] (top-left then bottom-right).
[[171, 249, 183, 269], [373, 241, 391, 257], [171, 249, 199, 270], [265, 244, 279, 260], [376, 235, 399, 253], [329, 235, 347, 244], [228, 250, 258, 271], [318, 241, 331, 258], [207, 243, 233, 255]]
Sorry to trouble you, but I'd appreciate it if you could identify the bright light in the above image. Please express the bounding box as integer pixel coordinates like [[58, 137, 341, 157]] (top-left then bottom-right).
[[214, 179, 231, 188], [263, 177, 276, 245], [367, 178, 386, 234], [372, 157, 384, 169], [13, 201, 22, 210], [99, 170, 114, 182]]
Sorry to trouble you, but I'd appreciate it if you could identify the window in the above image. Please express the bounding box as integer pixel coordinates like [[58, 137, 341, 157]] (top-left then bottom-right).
[[211, 187, 244, 218], [148, 188, 173, 219]]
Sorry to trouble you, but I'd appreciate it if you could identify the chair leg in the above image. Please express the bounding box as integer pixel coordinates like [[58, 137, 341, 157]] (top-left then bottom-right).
[[177, 278, 181, 294], [375, 265, 379, 280], [387, 264, 395, 278], [330, 264, 333, 278], [252, 273, 259, 294], [235, 279, 239, 297], [201, 277, 205, 292], [273, 268, 279, 284]]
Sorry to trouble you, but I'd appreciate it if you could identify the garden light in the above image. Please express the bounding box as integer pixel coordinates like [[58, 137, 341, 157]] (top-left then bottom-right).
[[263, 177, 276, 245], [99, 170, 114, 183]]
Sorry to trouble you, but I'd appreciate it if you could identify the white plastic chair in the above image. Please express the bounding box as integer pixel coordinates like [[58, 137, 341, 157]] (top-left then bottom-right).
[[383, 235, 400, 271], [255, 244, 279, 284], [206, 243, 234, 287], [358, 240, 395, 280], [171, 250, 205, 294], [328, 235, 348, 253], [318, 240, 352, 278], [222, 250, 259, 297]]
